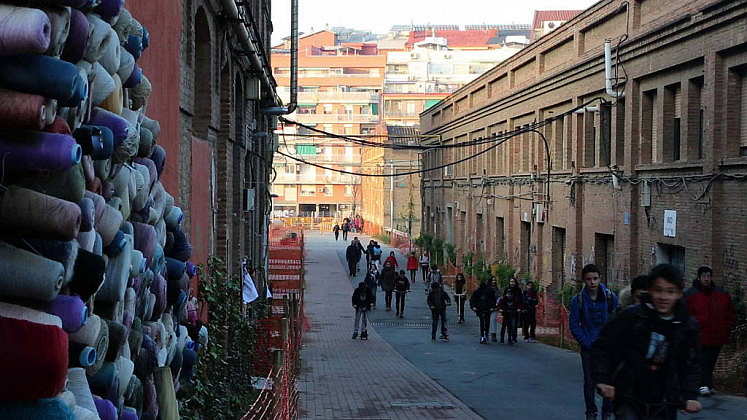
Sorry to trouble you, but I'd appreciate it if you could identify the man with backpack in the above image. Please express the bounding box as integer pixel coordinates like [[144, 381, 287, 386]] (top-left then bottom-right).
[[371, 241, 383, 270], [394, 270, 410, 318], [569, 264, 619, 420], [428, 281, 451, 342], [379, 261, 397, 311], [426, 264, 443, 295], [351, 282, 374, 340], [592, 264, 701, 419]]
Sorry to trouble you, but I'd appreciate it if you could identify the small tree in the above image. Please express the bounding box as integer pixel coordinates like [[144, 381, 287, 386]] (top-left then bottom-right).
[[444, 243, 457, 266], [494, 262, 517, 290], [431, 237, 445, 266]]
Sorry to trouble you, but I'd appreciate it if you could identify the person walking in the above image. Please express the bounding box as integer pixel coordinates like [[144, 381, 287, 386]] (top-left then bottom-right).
[[352, 237, 365, 273], [394, 270, 410, 318], [522, 281, 539, 342], [454, 273, 467, 324], [406, 252, 419, 284], [333, 223, 341, 241], [345, 242, 360, 277], [428, 281, 451, 342], [470, 280, 497, 343], [366, 240, 375, 267], [351, 282, 374, 340], [371, 241, 383, 270], [342, 220, 350, 241], [684, 266, 736, 396], [384, 251, 399, 268], [618, 275, 650, 311], [569, 264, 618, 420], [592, 264, 701, 419], [419, 252, 430, 283], [426, 264, 443, 295], [380, 261, 397, 311], [488, 276, 501, 342], [364, 264, 379, 310], [498, 278, 523, 345]]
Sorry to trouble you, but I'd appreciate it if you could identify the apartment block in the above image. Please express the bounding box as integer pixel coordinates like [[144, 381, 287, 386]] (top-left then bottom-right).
[[271, 31, 386, 217]]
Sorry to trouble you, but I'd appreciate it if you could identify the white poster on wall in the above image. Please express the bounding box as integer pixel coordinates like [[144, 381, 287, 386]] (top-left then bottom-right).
[[664, 210, 677, 237]]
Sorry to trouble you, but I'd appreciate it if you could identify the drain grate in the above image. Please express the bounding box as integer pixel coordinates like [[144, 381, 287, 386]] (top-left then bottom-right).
[[370, 320, 431, 329], [390, 401, 455, 409]]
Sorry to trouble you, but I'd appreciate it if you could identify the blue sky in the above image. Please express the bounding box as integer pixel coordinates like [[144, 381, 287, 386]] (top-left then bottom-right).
[[271, 0, 599, 43]]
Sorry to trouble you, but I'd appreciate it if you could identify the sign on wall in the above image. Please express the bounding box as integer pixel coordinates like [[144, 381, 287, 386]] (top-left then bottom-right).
[[663, 210, 677, 237]]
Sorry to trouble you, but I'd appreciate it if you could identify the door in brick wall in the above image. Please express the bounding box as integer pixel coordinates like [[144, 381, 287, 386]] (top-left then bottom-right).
[[521, 221, 531, 275], [552, 227, 566, 292], [595, 233, 615, 286]]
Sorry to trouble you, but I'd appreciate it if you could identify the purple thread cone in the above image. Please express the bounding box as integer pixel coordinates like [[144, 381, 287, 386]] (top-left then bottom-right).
[[0, 130, 81, 173], [89, 108, 129, 146], [62, 9, 90, 63], [93, 0, 124, 23], [0, 5, 51, 55], [45, 294, 88, 333]]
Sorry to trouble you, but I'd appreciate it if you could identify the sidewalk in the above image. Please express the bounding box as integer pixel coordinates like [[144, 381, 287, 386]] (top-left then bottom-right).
[[297, 232, 482, 419]]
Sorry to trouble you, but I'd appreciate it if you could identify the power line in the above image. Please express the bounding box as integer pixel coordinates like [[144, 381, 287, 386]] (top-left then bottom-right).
[[278, 97, 606, 150]]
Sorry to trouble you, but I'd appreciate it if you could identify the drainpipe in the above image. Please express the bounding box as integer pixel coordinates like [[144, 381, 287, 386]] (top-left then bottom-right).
[[390, 162, 395, 234], [604, 39, 623, 99], [264, 0, 298, 115], [221, 0, 279, 106]]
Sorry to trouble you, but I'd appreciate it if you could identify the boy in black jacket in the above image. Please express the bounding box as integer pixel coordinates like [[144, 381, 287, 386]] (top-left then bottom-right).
[[394, 270, 410, 318], [352, 282, 374, 340], [592, 264, 701, 419], [428, 281, 451, 342]]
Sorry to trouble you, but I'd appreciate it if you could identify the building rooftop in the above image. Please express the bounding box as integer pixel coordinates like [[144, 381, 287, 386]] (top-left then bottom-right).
[[531, 10, 583, 29]]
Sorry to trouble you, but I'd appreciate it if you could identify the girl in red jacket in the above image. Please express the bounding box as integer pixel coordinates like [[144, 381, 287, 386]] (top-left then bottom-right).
[[384, 251, 398, 269], [684, 266, 736, 396], [406, 252, 419, 283]]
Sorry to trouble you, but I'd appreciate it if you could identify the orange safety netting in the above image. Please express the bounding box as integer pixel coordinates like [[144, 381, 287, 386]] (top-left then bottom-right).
[[245, 226, 305, 419]]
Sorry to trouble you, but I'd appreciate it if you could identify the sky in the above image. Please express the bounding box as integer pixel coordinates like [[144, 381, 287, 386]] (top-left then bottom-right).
[[271, 0, 599, 44]]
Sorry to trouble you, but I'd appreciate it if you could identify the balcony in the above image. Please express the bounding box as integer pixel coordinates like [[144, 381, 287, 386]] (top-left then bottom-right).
[[293, 113, 380, 124], [297, 91, 380, 104]]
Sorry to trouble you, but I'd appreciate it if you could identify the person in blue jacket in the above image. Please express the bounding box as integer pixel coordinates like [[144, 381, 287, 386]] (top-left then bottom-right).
[[569, 264, 619, 420]]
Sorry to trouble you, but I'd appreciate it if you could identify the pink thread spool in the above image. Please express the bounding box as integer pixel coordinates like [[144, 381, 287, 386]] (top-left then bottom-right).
[[0, 88, 46, 130]]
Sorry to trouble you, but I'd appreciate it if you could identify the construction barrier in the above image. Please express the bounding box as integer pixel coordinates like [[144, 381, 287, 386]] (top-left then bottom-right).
[[245, 226, 305, 419]]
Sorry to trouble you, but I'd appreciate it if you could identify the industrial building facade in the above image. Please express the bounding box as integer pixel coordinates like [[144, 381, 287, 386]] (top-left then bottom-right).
[[132, 0, 280, 280], [421, 0, 747, 359]]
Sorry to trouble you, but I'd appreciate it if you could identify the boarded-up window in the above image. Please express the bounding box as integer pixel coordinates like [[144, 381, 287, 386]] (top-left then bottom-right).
[[652, 93, 659, 162], [741, 74, 747, 154], [489, 75, 507, 98], [513, 58, 536, 87], [582, 12, 626, 53], [542, 38, 574, 72]]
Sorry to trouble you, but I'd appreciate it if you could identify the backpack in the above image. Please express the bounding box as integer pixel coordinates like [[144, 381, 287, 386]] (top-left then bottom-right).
[[372, 246, 382, 257]]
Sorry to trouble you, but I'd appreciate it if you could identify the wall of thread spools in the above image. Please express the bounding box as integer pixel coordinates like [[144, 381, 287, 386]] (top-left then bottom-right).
[[0, 1, 207, 419]]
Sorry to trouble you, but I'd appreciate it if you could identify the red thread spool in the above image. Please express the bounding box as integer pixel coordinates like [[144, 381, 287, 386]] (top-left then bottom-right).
[[0, 88, 46, 130], [0, 317, 68, 401]]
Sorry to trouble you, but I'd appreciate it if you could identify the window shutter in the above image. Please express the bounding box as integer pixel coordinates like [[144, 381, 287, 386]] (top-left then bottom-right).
[[741, 76, 747, 149]]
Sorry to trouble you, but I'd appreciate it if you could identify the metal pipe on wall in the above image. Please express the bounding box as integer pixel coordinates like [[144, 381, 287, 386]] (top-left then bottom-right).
[[220, 0, 279, 106], [264, 0, 298, 115]]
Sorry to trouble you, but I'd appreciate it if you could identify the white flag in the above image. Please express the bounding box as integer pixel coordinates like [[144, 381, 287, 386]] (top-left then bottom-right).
[[242, 266, 259, 304], [266, 284, 273, 299]]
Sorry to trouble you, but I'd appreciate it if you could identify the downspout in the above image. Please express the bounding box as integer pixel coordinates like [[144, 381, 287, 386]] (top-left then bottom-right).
[[264, 0, 298, 115], [221, 0, 279, 106], [604, 39, 623, 99]]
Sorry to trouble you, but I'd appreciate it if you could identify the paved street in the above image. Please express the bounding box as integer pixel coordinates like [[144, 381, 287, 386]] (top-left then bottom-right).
[[298, 232, 747, 419]]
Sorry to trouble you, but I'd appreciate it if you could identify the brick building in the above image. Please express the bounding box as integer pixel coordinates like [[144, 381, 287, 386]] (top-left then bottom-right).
[[131, 0, 280, 279], [420, 0, 747, 372], [360, 126, 423, 237], [271, 31, 386, 218]]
